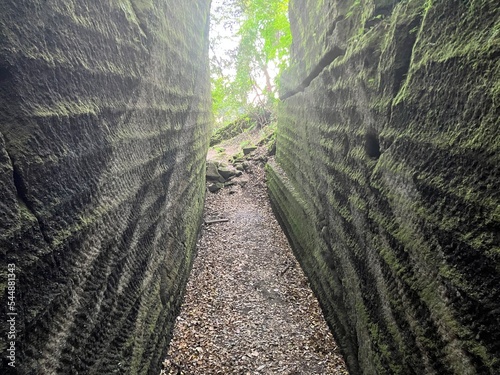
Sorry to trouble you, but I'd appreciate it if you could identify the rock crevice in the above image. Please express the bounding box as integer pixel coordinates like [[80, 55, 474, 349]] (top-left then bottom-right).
[[281, 45, 346, 100], [9, 153, 52, 245]]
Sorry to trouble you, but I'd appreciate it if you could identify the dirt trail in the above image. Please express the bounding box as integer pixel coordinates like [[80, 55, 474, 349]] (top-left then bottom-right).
[[162, 150, 348, 375]]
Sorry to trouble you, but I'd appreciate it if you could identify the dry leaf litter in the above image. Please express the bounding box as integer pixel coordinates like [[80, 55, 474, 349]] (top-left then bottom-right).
[[162, 148, 349, 375]]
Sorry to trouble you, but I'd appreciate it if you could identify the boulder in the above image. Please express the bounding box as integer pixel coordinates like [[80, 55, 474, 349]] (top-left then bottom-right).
[[217, 166, 236, 180], [207, 161, 225, 182], [243, 146, 257, 155], [208, 182, 224, 193]]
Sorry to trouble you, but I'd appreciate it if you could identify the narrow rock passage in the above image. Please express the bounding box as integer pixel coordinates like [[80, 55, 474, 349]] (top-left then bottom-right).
[[162, 152, 348, 374]]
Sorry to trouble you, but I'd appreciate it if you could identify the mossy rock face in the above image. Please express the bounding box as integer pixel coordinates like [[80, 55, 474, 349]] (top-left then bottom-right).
[[270, 1, 500, 374], [0, 1, 211, 374], [210, 109, 271, 146]]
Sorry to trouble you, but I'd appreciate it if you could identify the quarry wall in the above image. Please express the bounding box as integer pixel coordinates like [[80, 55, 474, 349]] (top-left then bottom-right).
[[268, 1, 500, 374], [0, 1, 211, 373]]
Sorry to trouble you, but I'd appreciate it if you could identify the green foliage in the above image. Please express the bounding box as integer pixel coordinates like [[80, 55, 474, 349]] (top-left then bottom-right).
[[210, 0, 291, 128], [236, 0, 292, 87]]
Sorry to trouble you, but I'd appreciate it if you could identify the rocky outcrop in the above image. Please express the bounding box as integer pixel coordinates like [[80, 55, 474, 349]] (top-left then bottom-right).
[[0, 1, 211, 374], [206, 161, 244, 193], [210, 109, 271, 147], [268, 1, 499, 374]]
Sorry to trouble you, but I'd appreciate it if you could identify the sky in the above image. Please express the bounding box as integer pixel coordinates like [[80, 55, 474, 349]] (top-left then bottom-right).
[[209, 0, 240, 79]]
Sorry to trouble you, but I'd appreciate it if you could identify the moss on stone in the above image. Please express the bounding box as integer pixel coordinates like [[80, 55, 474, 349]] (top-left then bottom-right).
[[271, 0, 500, 373], [0, 0, 211, 373]]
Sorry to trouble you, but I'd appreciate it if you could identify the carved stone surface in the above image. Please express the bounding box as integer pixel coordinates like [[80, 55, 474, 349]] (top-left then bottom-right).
[[268, 1, 499, 374], [0, 1, 211, 373]]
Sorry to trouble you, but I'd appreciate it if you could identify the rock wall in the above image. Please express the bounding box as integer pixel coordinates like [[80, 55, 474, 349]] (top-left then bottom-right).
[[268, 1, 499, 374], [0, 1, 211, 374]]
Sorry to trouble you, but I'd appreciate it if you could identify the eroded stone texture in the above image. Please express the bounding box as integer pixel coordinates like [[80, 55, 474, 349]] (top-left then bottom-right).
[[268, 1, 499, 374], [0, 1, 211, 374]]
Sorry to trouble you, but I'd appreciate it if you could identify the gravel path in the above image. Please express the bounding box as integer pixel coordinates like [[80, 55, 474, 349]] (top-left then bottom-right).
[[162, 152, 348, 375]]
